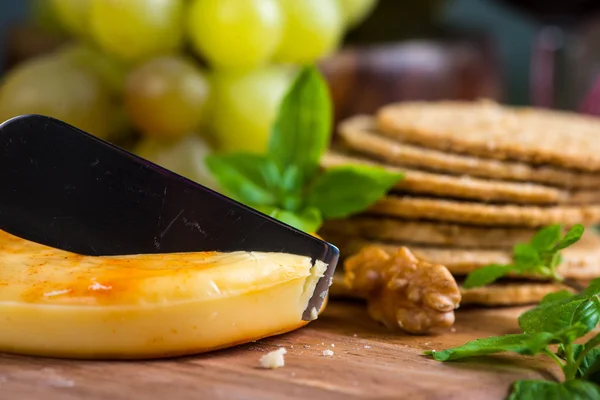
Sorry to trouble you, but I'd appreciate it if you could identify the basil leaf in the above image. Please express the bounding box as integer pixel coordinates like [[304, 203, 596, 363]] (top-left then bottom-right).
[[205, 153, 277, 205], [513, 244, 541, 268], [556, 224, 585, 250], [509, 380, 600, 400], [268, 66, 332, 182], [306, 165, 402, 219], [463, 264, 514, 289], [425, 333, 555, 361], [540, 290, 574, 306], [256, 205, 322, 233], [530, 224, 562, 252], [280, 165, 303, 194]]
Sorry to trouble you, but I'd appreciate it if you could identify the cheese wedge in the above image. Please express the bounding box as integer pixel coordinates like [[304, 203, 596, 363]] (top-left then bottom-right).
[[0, 229, 328, 359]]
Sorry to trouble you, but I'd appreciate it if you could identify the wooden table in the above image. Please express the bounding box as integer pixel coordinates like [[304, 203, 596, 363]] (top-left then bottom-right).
[[0, 300, 559, 400]]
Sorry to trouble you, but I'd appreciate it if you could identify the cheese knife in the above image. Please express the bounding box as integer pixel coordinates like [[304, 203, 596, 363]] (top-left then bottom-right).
[[0, 114, 339, 319]]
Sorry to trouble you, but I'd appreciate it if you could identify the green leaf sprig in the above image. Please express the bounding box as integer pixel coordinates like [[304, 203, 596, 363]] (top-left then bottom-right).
[[205, 66, 403, 233], [463, 224, 585, 289], [425, 279, 600, 399]]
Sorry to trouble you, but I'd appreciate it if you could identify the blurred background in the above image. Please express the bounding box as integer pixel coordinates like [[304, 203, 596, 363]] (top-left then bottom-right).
[[1, 0, 599, 189]]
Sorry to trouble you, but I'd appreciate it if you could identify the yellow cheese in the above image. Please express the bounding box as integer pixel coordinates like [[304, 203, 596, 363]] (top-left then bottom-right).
[[0, 230, 328, 359]]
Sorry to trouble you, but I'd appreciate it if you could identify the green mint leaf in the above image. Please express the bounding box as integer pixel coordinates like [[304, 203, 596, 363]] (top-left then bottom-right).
[[550, 252, 563, 269], [512, 244, 541, 269], [566, 338, 600, 383], [584, 332, 600, 355], [268, 66, 332, 182], [509, 380, 600, 400], [306, 165, 402, 219], [584, 278, 600, 297], [555, 323, 593, 344], [540, 290, 574, 306], [530, 224, 563, 252], [256, 205, 322, 233], [519, 297, 589, 334], [205, 153, 277, 205], [463, 264, 514, 289], [571, 296, 600, 335], [519, 294, 600, 337], [425, 333, 555, 361], [581, 347, 600, 384], [556, 224, 585, 251]]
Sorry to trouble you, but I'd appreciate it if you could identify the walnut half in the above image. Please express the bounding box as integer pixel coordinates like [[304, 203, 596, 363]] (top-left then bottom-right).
[[344, 246, 461, 334]]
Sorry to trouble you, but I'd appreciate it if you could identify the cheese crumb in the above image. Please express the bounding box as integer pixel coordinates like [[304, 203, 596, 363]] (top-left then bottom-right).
[[322, 349, 334, 357], [331, 344, 335, 347], [259, 348, 287, 369], [364, 345, 371, 349], [309, 307, 319, 320]]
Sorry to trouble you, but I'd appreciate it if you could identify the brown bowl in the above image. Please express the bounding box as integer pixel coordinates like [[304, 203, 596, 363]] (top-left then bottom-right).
[[319, 38, 503, 126]]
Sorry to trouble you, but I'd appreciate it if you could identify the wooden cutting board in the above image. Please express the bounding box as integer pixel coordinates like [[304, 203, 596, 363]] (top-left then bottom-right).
[[0, 300, 560, 400]]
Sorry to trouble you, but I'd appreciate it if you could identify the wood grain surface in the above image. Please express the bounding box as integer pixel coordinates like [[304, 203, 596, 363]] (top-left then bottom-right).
[[0, 300, 561, 400]]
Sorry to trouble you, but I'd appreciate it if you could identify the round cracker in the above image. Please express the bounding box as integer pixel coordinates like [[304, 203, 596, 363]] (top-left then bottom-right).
[[338, 115, 600, 189], [320, 217, 537, 249], [323, 232, 600, 280], [322, 150, 592, 205], [368, 196, 600, 227], [376, 100, 600, 172], [328, 271, 571, 306], [459, 282, 571, 306]]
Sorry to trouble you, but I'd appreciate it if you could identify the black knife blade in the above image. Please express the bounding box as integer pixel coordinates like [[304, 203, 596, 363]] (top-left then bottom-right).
[[0, 114, 339, 319]]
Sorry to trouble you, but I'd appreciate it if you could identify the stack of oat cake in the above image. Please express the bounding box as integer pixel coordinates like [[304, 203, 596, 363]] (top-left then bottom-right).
[[320, 100, 600, 306]]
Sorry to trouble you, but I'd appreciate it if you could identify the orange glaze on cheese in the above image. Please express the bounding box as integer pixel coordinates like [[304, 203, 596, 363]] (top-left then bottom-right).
[[0, 229, 313, 307]]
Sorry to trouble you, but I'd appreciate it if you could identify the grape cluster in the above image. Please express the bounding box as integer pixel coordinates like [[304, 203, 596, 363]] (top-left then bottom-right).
[[2, 0, 377, 186]]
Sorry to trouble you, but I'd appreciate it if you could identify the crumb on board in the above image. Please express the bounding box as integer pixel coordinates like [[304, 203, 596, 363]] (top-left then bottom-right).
[[331, 344, 335, 347], [353, 334, 358, 337], [450, 328, 457, 333], [322, 349, 334, 357], [259, 348, 287, 369], [364, 345, 371, 349]]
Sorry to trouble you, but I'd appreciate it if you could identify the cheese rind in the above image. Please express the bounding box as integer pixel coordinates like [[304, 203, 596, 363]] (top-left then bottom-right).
[[0, 230, 327, 359]]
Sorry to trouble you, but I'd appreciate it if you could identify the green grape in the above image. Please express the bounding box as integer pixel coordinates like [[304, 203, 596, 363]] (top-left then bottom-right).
[[0, 55, 115, 140], [209, 66, 296, 153], [125, 56, 210, 140], [134, 134, 219, 190], [275, 0, 343, 64], [187, 0, 283, 70], [90, 0, 184, 63], [337, 0, 378, 28], [49, 0, 91, 37], [57, 42, 128, 96]]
